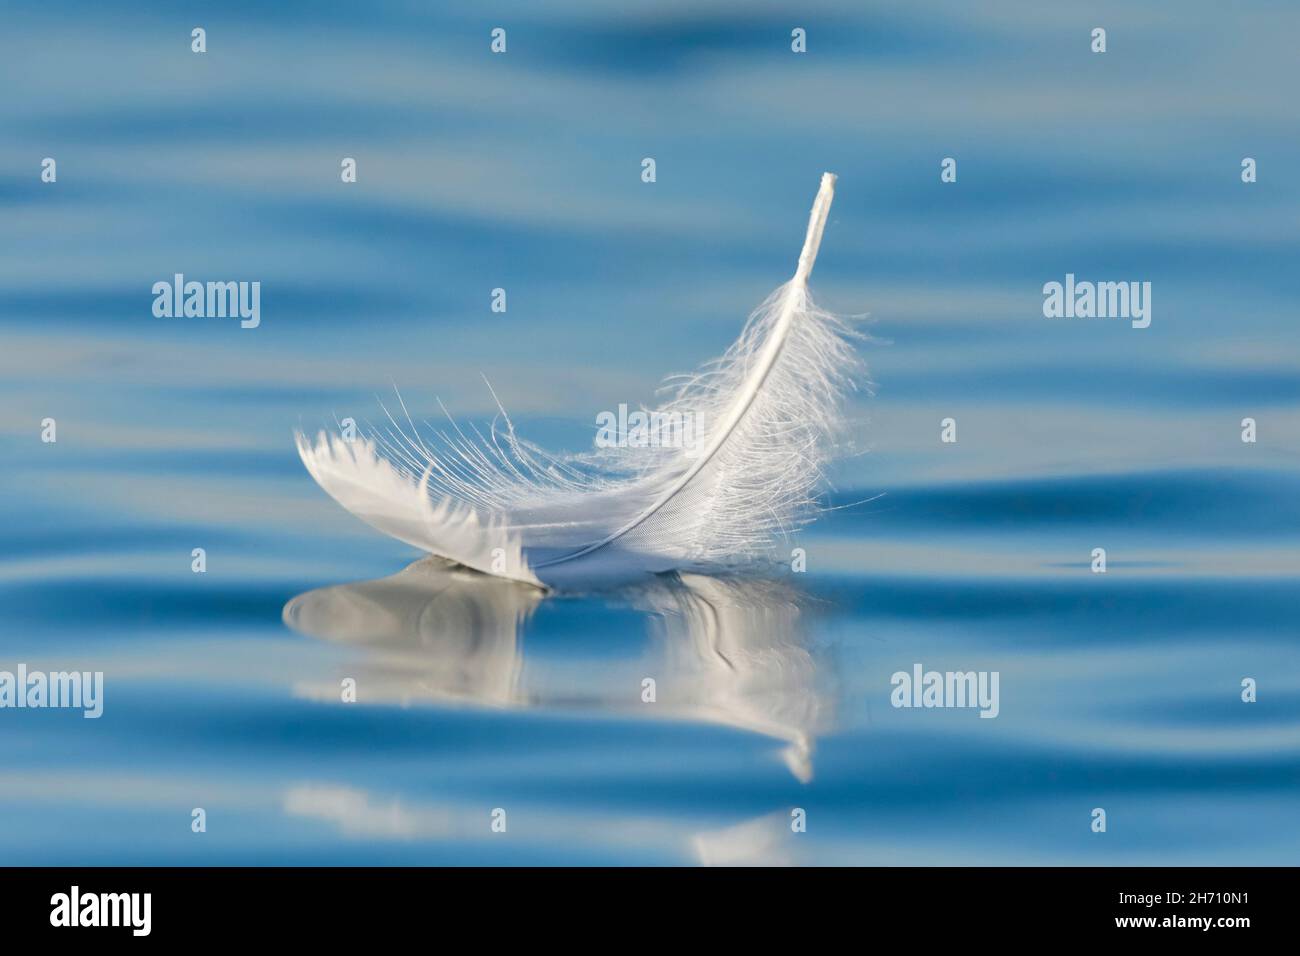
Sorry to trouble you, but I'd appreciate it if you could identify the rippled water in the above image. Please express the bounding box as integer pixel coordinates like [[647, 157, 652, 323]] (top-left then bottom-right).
[[2, 2, 1298, 864]]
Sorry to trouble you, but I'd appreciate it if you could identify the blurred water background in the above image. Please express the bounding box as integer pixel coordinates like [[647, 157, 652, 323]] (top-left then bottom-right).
[[1, 1, 1297, 864]]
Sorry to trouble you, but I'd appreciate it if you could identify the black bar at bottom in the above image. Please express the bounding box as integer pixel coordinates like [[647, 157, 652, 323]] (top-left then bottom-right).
[[0, 866, 1282, 941]]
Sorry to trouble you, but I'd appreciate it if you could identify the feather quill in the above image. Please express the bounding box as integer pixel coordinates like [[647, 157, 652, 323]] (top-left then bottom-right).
[[296, 172, 860, 588]]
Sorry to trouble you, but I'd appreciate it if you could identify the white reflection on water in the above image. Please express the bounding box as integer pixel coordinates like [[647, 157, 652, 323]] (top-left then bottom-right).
[[281, 782, 809, 866], [283, 558, 831, 782]]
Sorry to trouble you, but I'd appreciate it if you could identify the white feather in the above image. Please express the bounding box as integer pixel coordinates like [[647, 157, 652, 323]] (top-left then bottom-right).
[[296, 172, 862, 588]]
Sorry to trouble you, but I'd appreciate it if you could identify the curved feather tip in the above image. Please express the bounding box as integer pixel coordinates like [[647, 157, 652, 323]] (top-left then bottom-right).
[[296, 173, 863, 588]]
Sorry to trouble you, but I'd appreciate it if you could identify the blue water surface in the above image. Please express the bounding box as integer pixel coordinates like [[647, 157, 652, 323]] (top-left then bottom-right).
[[1, 1, 1297, 865]]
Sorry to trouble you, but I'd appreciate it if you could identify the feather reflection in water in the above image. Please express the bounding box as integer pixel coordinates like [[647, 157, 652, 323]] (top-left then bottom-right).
[[283, 560, 832, 781]]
